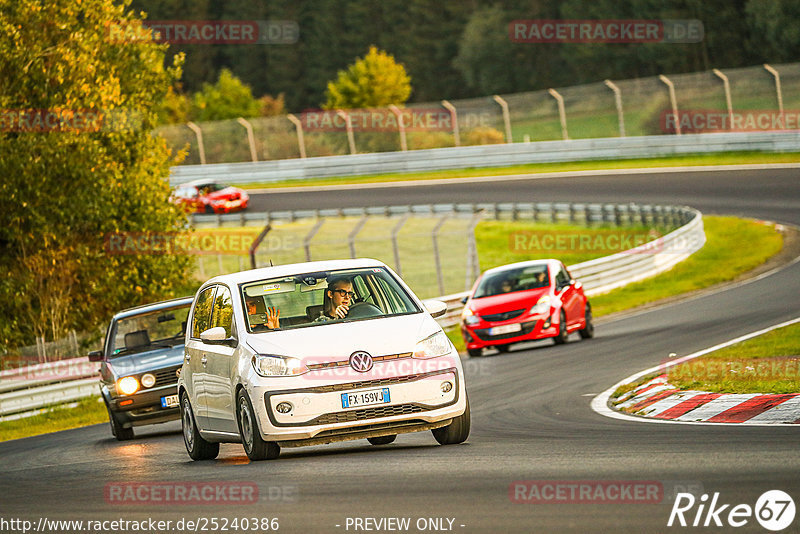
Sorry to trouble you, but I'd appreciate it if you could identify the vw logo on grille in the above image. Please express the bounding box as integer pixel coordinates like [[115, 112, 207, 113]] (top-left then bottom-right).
[[349, 351, 373, 373]]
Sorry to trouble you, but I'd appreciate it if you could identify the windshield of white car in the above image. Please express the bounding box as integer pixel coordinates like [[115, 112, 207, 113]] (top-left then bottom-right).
[[108, 304, 191, 357], [474, 265, 550, 298], [240, 267, 420, 332]]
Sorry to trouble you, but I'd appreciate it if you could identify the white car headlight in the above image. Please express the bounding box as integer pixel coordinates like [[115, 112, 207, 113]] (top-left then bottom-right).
[[413, 331, 452, 359], [252, 354, 308, 377], [461, 307, 480, 325], [529, 295, 551, 316]]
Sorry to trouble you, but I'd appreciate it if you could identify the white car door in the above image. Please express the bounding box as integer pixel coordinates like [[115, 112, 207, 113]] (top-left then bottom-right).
[[185, 285, 216, 428], [203, 284, 238, 434]]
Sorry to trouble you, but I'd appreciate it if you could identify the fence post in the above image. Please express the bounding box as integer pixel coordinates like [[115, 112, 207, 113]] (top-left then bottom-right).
[[186, 122, 206, 164], [547, 88, 569, 140], [492, 95, 513, 143], [336, 110, 357, 154], [69, 330, 79, 357], [604, 80, 626, 137], [391, 214, 410, 276], [287, 114, 307, 158], [465, 211, 483, 290], [348, 215, 369, 258], [658, 74, 681, 135], [712, 69, 733, 130], [432, 215, 449, 295], [441, 100, 460, 147], [304, 219, 325, 262], [389, 105, 408, 151], [236, 117, 259, 162], [36, 336, 46, 363], [249, 223, 273, 269], [764, 64, 784, 127]]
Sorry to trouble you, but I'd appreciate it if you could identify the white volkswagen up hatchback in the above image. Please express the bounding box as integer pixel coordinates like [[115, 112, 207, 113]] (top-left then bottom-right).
[[178, 259, 470, 461]]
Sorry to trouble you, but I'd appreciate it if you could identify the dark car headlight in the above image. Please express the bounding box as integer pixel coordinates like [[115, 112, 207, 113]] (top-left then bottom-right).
[[116, 376, 139, 395]]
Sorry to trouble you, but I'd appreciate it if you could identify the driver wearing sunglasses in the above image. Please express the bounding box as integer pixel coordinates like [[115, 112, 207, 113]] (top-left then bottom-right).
[[314, 276, 355, 322]]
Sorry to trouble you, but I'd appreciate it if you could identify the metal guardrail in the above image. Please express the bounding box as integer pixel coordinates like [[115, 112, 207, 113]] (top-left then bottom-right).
[[0, 357, 99, 420], [0, 203, 703, 418], [0, 378, 98, 419], [191, 201, 691, 229], [169, 131, 800, 186]]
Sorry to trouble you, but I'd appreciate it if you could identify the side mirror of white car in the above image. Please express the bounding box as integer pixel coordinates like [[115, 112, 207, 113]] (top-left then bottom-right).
[[200, 326, 235, 346], [423, 300, 447, 319]]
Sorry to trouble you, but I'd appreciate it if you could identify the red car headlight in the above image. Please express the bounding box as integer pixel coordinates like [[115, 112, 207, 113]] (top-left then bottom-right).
[[462, 307, 480, 325]]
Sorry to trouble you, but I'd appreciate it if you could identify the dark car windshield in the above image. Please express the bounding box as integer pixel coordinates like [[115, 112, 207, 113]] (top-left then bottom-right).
[[474, 264, 550, 298], [241, 267, 420, 332], [108, 304, 191, 357]]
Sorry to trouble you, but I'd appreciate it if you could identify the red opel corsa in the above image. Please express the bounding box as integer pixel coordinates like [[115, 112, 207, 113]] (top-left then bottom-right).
[[460, 259, 593, 357]]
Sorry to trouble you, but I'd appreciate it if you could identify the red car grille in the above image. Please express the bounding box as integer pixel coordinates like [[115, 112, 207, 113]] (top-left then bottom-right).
[[480, 308, 526, 322]]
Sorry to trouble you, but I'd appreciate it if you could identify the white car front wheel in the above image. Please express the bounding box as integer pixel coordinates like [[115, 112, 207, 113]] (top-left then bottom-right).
[[237, 389, 280, 461]]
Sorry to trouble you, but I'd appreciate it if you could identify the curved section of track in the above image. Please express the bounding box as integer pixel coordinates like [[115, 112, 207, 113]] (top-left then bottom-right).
[[2, 167, 798, 533]]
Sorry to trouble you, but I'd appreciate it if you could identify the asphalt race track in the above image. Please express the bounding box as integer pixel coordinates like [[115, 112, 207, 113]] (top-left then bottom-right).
[[1, 166, 799, 533]]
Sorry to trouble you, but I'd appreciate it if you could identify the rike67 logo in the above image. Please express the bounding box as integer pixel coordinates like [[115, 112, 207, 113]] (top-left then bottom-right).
[[668, 490, 795, 531]]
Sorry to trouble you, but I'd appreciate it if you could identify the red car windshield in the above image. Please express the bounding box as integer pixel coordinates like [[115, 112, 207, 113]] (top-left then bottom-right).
[[474, 265, 550, 298]]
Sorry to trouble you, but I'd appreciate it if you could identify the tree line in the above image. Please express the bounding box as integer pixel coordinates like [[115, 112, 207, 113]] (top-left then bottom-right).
[[129, 0, 800, 112]]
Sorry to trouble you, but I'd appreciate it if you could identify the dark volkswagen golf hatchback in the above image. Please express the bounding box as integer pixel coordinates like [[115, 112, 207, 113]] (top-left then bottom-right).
[[88, 296, 194, 440]]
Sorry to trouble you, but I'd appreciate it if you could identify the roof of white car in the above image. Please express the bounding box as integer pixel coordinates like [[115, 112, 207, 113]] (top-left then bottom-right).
[[202, 258, 388, 287]]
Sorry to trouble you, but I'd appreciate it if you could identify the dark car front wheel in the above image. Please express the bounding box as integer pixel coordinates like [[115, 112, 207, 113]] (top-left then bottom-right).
[[181, 391, 219, 461], [106, 400, 134, 441]]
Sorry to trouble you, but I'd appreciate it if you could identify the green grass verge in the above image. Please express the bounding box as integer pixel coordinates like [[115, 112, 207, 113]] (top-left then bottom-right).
[[0, 396, 107, 443], [664, 322, 800, 394], [448, 216, 784, 355], [590, 216, 783, 317], [233, 151, 800, 190], [612, 321, 800, 401]]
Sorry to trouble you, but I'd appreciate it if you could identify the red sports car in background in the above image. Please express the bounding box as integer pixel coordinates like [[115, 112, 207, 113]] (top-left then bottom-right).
[[171, 179, 249, 214], [460, 259, 593, 357]]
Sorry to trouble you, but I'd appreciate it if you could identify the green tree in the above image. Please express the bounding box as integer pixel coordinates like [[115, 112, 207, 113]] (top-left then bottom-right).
[[454, 6, 517, 95], [190, 68, 262, 121], [746, 0, 800, 62], [155, 85, 191, 125], [323, 46, 411, 109], [0, 0, 192, 350]]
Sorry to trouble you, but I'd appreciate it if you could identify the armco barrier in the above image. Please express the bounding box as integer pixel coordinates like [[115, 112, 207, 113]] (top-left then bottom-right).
[[169, 131, 800, 186], [0, 203, 704, 418]]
